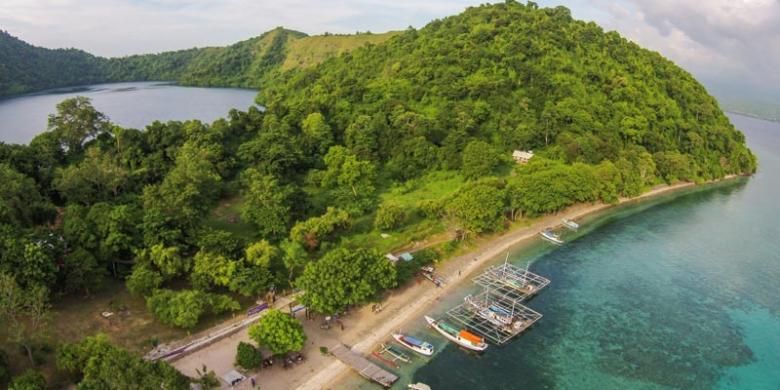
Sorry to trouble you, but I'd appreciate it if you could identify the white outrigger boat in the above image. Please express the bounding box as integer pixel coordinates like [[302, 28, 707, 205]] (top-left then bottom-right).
[[540, 228, 564, 245], [392, 333, 434, 356], [562, 218, 579, 230], [464, 295, 524, 333], [425, 316, 488, 352]]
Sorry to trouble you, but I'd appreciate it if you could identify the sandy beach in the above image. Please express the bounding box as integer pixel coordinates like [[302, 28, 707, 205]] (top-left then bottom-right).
[[170, 177, 738, 390], [294, 178, 743, 390]]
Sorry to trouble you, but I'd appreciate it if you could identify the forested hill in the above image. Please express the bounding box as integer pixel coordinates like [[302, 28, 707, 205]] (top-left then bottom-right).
[[0, 31, 106, 96], [262, 1, 756, 179], [0, 28, 398, 97]]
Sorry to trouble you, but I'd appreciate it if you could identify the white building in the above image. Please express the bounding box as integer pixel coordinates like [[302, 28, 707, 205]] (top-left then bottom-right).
[[512, 150, 534, 164]]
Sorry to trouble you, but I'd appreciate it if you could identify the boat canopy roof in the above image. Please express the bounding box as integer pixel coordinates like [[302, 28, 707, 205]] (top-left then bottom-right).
[[404, 335, 425, 347]]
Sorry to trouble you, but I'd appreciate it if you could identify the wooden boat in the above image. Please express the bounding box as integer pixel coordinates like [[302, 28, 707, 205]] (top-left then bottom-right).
[[425, 315, 488, 352], [540, 228, 564, 244], [562, 218, 579, 230], [392, 333, 434, 356], [376, 343, 410, 364]]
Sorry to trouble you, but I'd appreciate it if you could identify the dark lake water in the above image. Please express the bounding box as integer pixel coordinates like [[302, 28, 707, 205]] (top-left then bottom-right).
[[0, 82, 258, 145], [354, 114, 778, 390]]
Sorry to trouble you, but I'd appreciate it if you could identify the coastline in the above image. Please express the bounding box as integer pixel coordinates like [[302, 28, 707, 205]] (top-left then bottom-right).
[[296, 175, 743, 390]]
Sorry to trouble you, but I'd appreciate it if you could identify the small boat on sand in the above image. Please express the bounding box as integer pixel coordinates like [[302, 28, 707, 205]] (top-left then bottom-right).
[[392, 333, 434, 356], [425, 316, 488, 352], [540, 228, 564, 244], [562, 218, 579, 230]]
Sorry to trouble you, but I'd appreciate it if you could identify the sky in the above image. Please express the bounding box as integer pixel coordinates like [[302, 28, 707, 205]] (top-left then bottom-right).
[[1, 0, 778, 100]]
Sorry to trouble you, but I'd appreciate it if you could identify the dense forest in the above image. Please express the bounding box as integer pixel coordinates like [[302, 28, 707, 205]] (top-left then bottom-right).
[[0, 1, 756, 387], [0, 28, 397, 98]]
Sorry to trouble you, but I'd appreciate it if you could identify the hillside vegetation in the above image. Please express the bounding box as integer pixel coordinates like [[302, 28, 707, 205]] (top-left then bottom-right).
[[0, 28, 398, 97], [0, 1, 756, 387]]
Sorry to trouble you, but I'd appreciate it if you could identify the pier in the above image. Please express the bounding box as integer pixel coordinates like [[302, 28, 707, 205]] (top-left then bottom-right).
[[441, 257, 548, 345], [473, 262, 550, 301], [446, 290, 543, 345], [330, 343, 398, 388]]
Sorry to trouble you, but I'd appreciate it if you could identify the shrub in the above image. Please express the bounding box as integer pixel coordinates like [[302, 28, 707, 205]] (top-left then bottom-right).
[[235, 342, 263, 370]]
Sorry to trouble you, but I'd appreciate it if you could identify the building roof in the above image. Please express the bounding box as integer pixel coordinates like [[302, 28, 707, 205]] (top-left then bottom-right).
[[512, 150, 535, 161]]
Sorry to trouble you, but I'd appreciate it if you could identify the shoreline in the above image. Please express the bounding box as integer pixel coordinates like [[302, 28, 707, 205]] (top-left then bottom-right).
[[296, 175, 743, 390]]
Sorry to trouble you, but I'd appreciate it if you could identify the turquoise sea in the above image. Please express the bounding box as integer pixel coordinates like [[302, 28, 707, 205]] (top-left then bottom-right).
[[350, 114, 780, 390]]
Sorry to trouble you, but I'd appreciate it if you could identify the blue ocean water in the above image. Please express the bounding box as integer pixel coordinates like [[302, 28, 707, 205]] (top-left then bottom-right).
[[405, 115, 780, 390]]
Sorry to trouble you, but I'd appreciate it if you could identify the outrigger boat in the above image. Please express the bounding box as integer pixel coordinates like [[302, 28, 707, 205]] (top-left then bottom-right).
[[425, 315, 488, 352], [373, 343, 411, 365], [464, 295, 524, 333], [408, 383, 432, 390], [540, 228, 564, 245], [562, 218, 579, 230], [392, 333, 434, 356]]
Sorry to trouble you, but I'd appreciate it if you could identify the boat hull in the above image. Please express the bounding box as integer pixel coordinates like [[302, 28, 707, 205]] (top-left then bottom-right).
[[425, 316, 488, 352], [540, 231, 564, 244], [392, 334, 434, 356]]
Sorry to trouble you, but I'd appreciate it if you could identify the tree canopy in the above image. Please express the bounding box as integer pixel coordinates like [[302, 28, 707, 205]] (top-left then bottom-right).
[[248, 309, 306, 355], [296, 247, 397, 314]]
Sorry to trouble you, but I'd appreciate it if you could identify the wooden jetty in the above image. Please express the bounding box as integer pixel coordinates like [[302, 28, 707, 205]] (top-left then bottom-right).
[[330, 343, 399, 388], [446, 290, 542, 345], [473, 258, 550, 302]]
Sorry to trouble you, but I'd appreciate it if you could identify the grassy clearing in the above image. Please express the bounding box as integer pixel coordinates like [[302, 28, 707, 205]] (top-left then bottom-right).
[[380, 170, 466, 208], [282, 31, 401, 70], [205, 195, 257, 241], [340, 171, 467, 253]]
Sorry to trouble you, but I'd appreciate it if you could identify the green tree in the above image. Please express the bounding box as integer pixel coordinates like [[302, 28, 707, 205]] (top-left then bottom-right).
[[461, 140, 501, 179], [320, 146, 377, 213], [240, 168, 292, 240], [54, 147, 129, 204], [47, 97, 110, 153], [143, 141, 222, 241], [62, 247, 104, 296], [8, 370, 45, 390], [301, 112, 334, 157], [248, 309, 306, 355], [57, 334, 190, 389], [446, 183, 506, 234], [0, 164, 47, 227], [296, 247, 396, 314], [289, 207, 350, 250], [146, 289, 239, 329], [235, 341, 263, 369], [374, 202, 406, 230], [280, 240, 309, 283], [0, 274, 50, 365], [126, 265, 163, 297]]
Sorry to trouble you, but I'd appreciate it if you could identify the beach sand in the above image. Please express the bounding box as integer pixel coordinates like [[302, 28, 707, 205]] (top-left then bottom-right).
[[171, 178, 737, 389], [295, 178, 741, 390]]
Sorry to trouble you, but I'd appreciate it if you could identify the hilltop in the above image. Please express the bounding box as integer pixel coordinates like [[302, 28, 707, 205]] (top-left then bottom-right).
[[0, 28, 399, 97]]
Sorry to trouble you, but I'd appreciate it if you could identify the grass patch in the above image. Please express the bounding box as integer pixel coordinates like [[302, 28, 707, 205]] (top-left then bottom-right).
[[205, 195, 257, 241], [282, 31, 401, 70], [381, 170, 466, 208]]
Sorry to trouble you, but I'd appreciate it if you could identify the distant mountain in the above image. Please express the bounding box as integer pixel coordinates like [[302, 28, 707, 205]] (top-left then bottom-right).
[[0, 28, 399, 98], [0, 30, 106, 96]]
